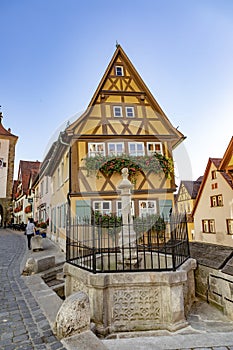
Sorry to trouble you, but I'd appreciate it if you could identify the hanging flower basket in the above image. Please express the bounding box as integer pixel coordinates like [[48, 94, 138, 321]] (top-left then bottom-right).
[[83, 153, 174, 184], [14, 205, 23, 213], [24, 205, 32, 213]]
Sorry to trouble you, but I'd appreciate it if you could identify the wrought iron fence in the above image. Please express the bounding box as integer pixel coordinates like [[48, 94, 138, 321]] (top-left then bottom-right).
[[66, 213, 190, 273]]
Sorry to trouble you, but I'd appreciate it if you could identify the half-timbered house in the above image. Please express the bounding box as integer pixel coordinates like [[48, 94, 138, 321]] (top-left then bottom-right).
[[175, 177, 203, 240], [66, 45, 185, 221]]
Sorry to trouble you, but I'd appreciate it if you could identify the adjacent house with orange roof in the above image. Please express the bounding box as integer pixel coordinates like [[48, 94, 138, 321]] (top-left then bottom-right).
[[175, 176, 203, 240], [13, 160, 41, 224], [192, 151, 233, 245]]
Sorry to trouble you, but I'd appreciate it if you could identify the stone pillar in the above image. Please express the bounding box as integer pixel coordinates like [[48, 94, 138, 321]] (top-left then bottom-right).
[[117, 168, 136, 261]]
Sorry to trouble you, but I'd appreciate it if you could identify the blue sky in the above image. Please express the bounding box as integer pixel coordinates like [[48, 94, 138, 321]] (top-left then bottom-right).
[[1, 0, 233, 181]]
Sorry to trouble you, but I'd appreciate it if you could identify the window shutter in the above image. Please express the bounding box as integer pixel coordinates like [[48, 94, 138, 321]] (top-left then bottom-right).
[[76, 200, 91, 222], [159, 200, 172, 220]]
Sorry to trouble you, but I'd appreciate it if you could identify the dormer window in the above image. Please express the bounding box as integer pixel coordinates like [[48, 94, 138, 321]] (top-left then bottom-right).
[[113, 106, 123, 117], [115, 66, 124, 76]]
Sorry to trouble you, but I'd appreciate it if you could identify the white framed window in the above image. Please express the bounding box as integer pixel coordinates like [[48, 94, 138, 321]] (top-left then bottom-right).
[[147, 142, 163, 155], [211, 170, 217, 180], [217, 195, 223, 206], [88, 143, 105, 157], [93, 201, 111, 215], [210, 194, 223, 207], [45, 176, 49, 194], [139, 200, 157, 217], [209, 220, 215, 233], [57, 166, 61, 187], [227, 219, 233, 234], [108, 143, 124, 156], [61, 203, 66, 229], [61, 161, 64, 184], [210, 196, 217, 207], [115, 66, 124, 76], [202, 219, 215, 233], [58, 206, 61, 228], [116, 200, 135, 217], [40, 180, 44, 197], [113, 106, 123, 117], [51, 176, 55, 195], [129, 142, 144, 156], [202, 220, 209, 233], [126, 106, 135, 118]]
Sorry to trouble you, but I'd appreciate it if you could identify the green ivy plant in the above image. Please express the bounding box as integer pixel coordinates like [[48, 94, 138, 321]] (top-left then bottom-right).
[[83, 153, 174, 184], [133, 214, 166, 241], [93, 211, 122, 236]]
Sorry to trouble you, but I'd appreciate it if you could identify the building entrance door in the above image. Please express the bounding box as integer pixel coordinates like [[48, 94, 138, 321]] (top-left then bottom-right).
[[0, 205, 3, 227]]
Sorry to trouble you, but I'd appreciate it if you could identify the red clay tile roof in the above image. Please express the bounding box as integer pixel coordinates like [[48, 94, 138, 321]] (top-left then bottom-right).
[[18, 160, 41, 195], [12, 180, 18, 198]]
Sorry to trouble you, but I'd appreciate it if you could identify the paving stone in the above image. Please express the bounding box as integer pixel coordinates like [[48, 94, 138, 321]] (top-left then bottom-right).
[[13, 334, 29, 343], [1, 331, 14, 339], [50, 342, 65, 350], [0, 230, 66, 350], [4, 345, 18, 350], [0, 338, 13, 346], [14, 328, 28, 336]]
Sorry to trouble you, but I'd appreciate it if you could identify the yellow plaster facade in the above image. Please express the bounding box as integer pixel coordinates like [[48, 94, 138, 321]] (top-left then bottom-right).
[[67, 45, 185, 222]]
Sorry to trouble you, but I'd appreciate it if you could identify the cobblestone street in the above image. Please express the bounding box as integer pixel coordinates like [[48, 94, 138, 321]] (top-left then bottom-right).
[[0, 229, 66, 350]]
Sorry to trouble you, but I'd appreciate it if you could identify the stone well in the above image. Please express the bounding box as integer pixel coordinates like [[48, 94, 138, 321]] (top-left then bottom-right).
[[64, 258, 196, 338]]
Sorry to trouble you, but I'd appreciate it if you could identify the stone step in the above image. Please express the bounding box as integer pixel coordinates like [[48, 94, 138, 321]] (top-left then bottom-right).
[[41, 263, 64, 283]]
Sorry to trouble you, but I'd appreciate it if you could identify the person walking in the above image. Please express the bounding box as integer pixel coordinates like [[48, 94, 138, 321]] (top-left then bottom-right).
[[25, 217, 35, 250]]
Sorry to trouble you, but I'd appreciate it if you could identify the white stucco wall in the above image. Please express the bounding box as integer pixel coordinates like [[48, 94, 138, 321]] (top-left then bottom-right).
[[0, 139, 9, 198], [194, 162, 233, 246]]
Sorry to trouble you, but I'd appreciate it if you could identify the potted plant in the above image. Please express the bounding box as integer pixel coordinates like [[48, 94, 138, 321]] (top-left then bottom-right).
[[37, 222, 47, 238]]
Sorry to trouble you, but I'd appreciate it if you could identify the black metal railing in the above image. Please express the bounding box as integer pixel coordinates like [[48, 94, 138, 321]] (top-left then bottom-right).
[[66, 213, 190, 273]]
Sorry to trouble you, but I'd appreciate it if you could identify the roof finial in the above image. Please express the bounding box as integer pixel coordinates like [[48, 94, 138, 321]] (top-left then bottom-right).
[[116, 40, 119, 48]]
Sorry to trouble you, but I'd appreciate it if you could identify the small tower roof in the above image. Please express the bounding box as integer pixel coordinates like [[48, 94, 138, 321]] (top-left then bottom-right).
[[0, 112, 18, 139]]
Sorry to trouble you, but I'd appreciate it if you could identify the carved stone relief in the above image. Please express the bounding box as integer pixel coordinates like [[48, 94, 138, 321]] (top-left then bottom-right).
[[113, 288, 160, 322]]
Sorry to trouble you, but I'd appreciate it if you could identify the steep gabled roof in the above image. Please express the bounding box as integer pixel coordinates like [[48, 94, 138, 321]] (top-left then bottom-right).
[[181, 178, 203, 199], [66, 45, 185, 148], [192, 158, 233, 216], [176, 177, 202, 203], [18, 160, 41, 195]]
